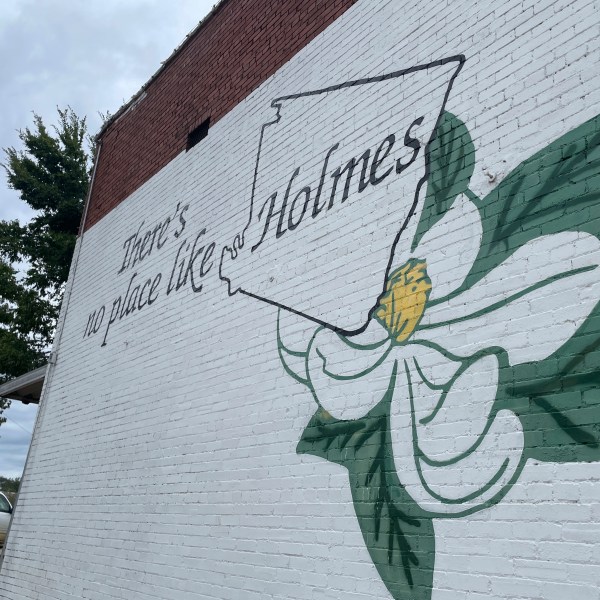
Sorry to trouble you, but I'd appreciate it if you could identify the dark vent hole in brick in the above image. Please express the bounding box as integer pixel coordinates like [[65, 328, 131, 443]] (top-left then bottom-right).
[[186, 118, 210, 151]]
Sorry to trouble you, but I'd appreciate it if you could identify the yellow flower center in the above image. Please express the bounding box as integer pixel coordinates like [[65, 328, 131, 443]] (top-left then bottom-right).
[[374, 259, 432, 344]]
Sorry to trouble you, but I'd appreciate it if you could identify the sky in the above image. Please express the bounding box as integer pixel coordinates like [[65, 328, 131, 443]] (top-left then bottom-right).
[[0, 0, 217, 479]]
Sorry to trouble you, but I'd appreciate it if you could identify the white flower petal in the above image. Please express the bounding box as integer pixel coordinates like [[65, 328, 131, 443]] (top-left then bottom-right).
[[279, 346, 309, 384], [345, 318, 392, 345], [390, 351, 524, 516], [307, 325, 394, 420], [277, 308, 317, 354], [415, 352, 500, 459], [412, 193, 482, 301], [415, 410, 524, 511], [406, 343, 461, 386], [418, 232, 600, 364], [277, 308, 318, 383], [401, 343, 459, 417]]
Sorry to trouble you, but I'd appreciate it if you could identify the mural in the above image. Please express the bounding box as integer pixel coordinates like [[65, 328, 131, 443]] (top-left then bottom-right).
[[80, 57, 600, 599], [277, 111, 600, 599]]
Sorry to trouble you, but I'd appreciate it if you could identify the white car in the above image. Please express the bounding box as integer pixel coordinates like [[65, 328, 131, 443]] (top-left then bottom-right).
[[0, 492, 12, 547]]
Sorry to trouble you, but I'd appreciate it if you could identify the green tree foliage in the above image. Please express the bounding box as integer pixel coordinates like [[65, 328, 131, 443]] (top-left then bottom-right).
[[0, 108, 92, 421], [0, 476, 20, 494]]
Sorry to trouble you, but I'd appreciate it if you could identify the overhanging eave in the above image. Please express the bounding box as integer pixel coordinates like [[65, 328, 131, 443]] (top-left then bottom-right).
[[0, 365, 47, 404]]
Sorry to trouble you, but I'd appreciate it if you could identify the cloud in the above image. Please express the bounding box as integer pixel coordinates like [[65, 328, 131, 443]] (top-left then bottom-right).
[[0, 0, 215, 221], [0, 401, 38, 479]]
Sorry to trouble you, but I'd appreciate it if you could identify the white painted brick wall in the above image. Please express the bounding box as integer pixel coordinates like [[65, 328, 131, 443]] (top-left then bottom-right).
[[2, 1, 600, 598]]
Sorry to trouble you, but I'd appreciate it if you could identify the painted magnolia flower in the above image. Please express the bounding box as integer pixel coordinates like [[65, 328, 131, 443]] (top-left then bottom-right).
[[278, 192, 600, 517]]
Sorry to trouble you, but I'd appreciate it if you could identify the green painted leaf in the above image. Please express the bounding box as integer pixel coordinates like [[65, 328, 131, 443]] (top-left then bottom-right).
[[296, 406, 370, 467], [347, 434, 435, 600], [506, 326, 600, 462], [412, 111, 475, 250], [297, 364, 435, 600], [463, 113, 600, 288], [461, 114, 600, 462]]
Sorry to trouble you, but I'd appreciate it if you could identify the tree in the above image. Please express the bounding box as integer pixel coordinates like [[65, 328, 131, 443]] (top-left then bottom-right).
[[0, 476, 20, 494], [0, 476, 21, 504], [0, 108, 92, 423]]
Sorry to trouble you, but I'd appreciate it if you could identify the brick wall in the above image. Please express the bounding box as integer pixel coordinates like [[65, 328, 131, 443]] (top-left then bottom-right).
[[2, 1, 600, 599]]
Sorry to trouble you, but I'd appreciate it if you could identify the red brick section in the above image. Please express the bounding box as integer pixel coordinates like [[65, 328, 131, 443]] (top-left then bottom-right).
[[85, 0, 358, 230]]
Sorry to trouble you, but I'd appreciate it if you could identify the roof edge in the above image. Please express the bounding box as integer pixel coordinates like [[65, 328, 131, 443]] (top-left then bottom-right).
[[0, 365, 48, 404], [95, 0, 230, 141]]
